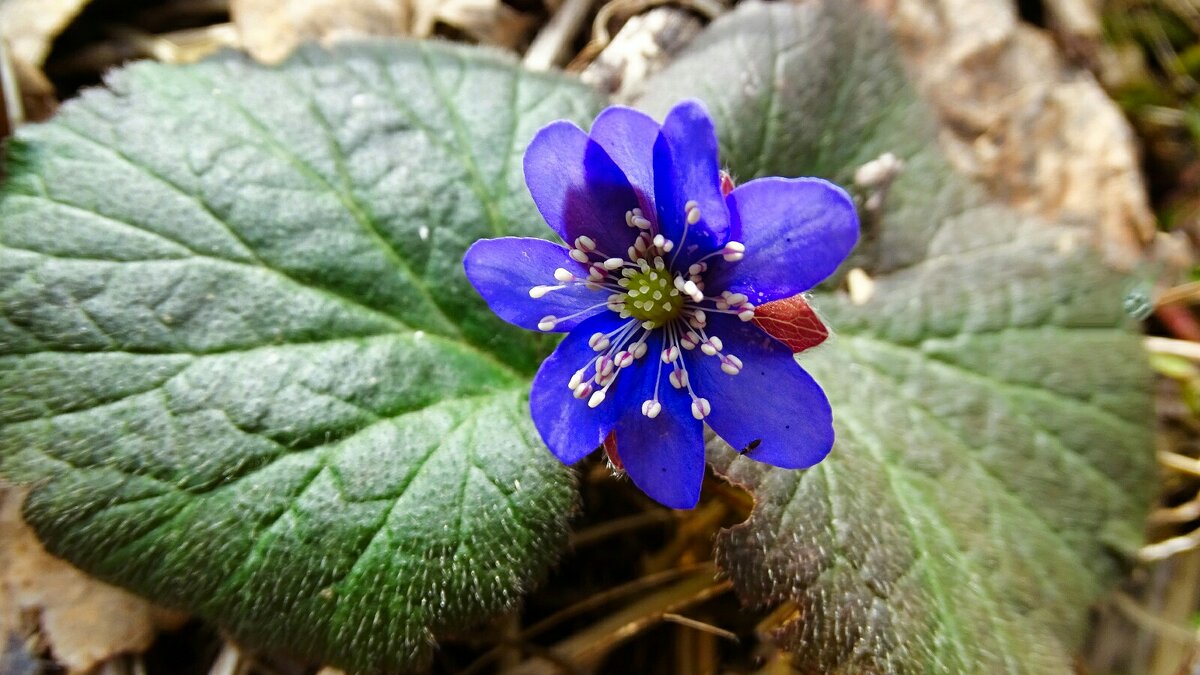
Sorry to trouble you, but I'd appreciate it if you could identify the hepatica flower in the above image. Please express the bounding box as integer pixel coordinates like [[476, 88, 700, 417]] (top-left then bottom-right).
[[464, 100, 859, 508]]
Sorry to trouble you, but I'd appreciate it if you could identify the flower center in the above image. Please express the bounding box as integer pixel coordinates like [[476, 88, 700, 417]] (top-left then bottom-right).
[[622, 267, 681, 326]]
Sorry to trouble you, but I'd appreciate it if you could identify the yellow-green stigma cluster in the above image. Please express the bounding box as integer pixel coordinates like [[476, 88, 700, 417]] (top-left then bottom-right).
[[620, 264, 682, 326]]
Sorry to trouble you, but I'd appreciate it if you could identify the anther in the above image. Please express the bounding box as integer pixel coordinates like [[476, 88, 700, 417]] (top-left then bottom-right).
[[632, 215, 653, 230], [686, 205, 701, 225], [722, 241, 745, 262], [691, 397, 712, 420], [680, 331, 700, 350], [537, 315, 557, 331], [690, 309, 707, 326], [568, 370, 585, 389], [588, 390, 607, 408], [554, 268, 575, 282], [661, 346, 680, 363], [737, 304, 755, 322], [569, 249, 589, 263], [603, 257, 624, 270], [721, 354, 743, 375], [640, 320, 657, 331], [688, 262, 707, 276], [641, 400, 662, 419], [652, 234, 667, 250], [615, 351, 634, 368], [669, 368, 689, 389], [573, 382, 593, 399], [529, 285, 557, 299], [682, 280, 704, 303], [575, 236, 597, 252], [589, 332, 610, 351]]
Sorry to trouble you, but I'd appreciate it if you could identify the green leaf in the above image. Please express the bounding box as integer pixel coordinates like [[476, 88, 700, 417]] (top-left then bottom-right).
[[0, 41, 600, 672], [638, 2, 1156, 672]]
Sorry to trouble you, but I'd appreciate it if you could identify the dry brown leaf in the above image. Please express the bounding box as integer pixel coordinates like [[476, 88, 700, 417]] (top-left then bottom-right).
[[0, 0, 94, 66], [231, 0, 532, 64], [866, 0, 1156, 269], [0, 487, 186, 674]]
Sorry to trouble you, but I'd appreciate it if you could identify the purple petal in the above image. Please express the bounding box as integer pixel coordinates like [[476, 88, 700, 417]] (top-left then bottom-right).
[[707, 178, 859, 304], [463, 237, 608, 332], [530, 313, 630, 464], [588, 106, 660, 222], [652, 100, 730, 261], [523, 121, 640, 256], [610, 332, 705, 508], [688, 315, 833, 469]]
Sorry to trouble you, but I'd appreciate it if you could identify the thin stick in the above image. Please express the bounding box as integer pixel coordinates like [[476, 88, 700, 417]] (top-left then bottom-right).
[[1146, 336, 1200, 362], [1140, 529, 1200, 562], [524, 0, 595, 70], [661, 612, 739, 642], [1158, 450, 1200, 477]]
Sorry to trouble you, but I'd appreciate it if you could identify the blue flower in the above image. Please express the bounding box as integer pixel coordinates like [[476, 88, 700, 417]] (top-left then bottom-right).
[[463, 100, 859, 508]]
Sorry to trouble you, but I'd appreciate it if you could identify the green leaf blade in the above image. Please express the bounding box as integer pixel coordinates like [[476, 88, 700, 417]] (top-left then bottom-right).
[[641, 2, 1156, 672], [0, 40, 598, 672]]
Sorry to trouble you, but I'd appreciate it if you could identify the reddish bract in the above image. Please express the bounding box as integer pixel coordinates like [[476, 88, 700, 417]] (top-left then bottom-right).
[[752, 294, 829, 353], [603, 431, 623, 471], [719, 170, 735, 197]]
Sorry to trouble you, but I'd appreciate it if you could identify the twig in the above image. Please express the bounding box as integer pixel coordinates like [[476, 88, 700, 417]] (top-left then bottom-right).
[[208, 641, 246, 675], [569, 510, 673, 547], [1146, 336, 1200, 362], [0, 38, 24, 130], [1113, 592, 1200, 645], [1158, 450, 1200, 477], [1140, 528, 1200, 563], [661, 612, 739, 642], [524, 0, 596, 70], [459, 564, 713, 675]]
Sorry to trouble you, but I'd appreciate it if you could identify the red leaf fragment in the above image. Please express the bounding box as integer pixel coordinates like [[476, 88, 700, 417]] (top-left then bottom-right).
[[752, 294, 829, 353], [602, 431, 623, 471]]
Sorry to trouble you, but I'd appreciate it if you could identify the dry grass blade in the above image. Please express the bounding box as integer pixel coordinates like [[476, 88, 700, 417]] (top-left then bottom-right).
[[503, 570, 731, 673]]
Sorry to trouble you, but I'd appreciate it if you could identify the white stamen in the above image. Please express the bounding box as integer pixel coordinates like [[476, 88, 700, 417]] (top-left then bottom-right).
[[726, 293, 748, 306], [632, 215, 653, 230], [688, 262, 707, 276], [569, 248, 589, 263], [575, 236, 597, 252], [615, 351, 634, 368], [573, 382, 593, 399], [589, 333, 610, 351], [529, 285, 558, 299], [661, 239, 674, 252], [721, 354, 743, 375], [691, 398, 712, 419], [537, 315, 557, 331], [680, 331, 700, 350], [588, 390, 606, 408], [597, 356, 614, 378], [568, 370, 585, 389], [554, 268, 575, 282], [722, 241, 745, 262], [690, 309, 707, 325], [661, 346, 679, 363], [632, 341, 649, 359], [686, 204, 701, 225], [587, 267, 606, 282], [652, 234, 667, 250], [641, 400, 662, 419], [669, 368, 689, 389], [738, 306, 755, 321], [603, 257, 624, 270], [682, 280, 703, 302], [640, 320, 657, 330]]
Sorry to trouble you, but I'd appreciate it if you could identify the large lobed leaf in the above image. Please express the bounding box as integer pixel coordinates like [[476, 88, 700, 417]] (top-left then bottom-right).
[[638, 2, 1156, 672], [0, 42, 600, 672]]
